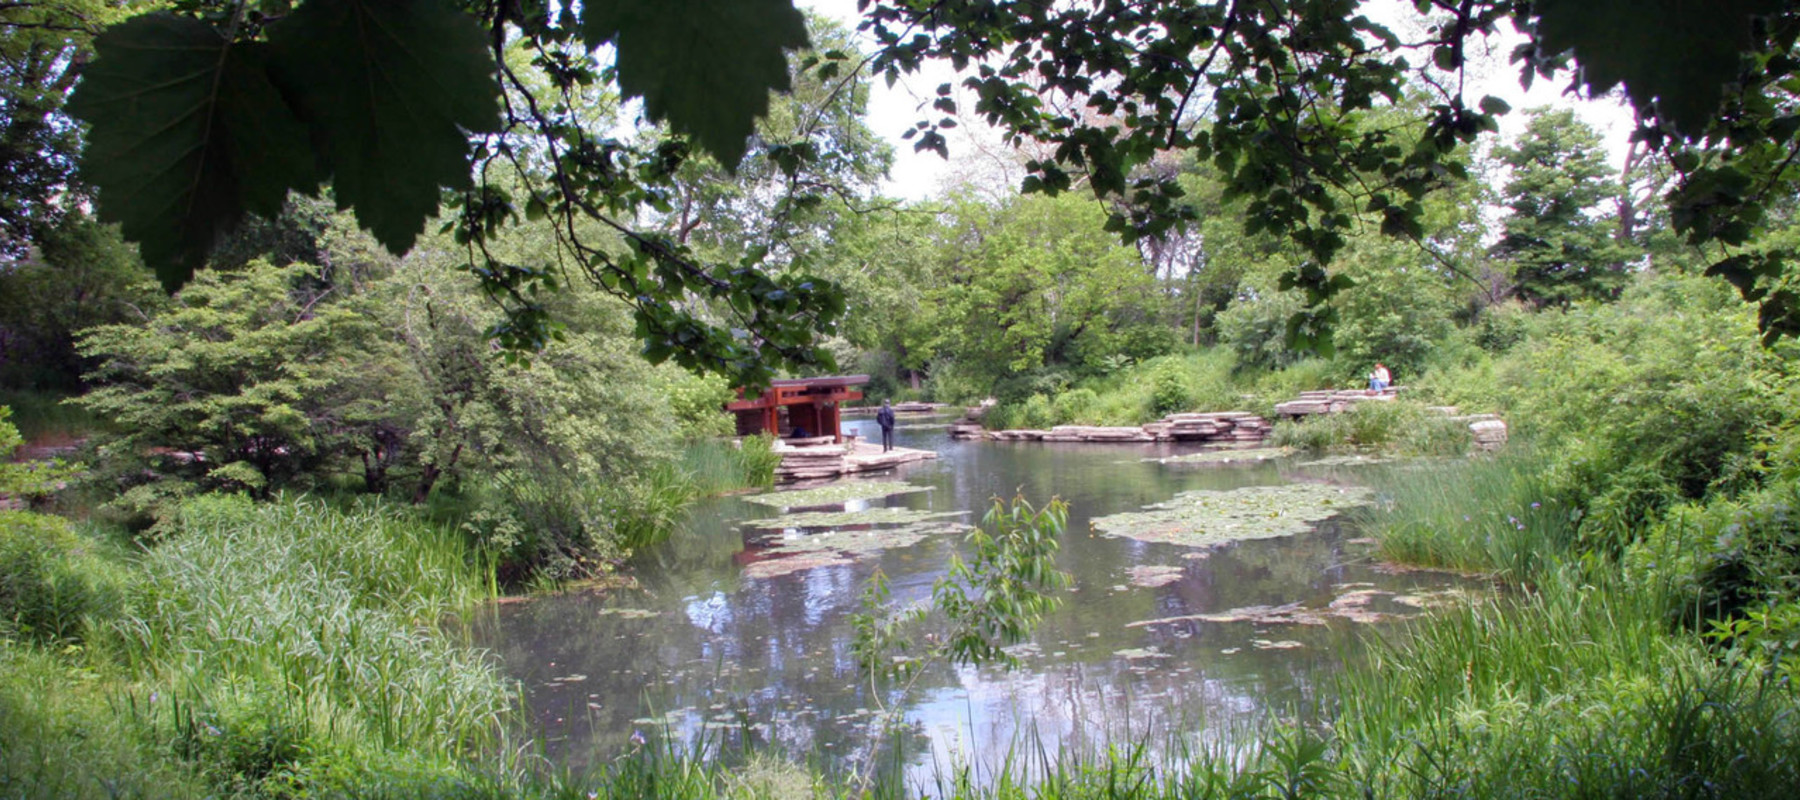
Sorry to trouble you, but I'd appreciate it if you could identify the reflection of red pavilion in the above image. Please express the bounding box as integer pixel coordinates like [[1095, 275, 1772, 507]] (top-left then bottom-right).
[[725, 375, 868, 444]]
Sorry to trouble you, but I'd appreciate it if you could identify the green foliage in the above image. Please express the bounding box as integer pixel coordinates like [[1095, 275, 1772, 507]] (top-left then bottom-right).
[[852, 495, 1071, 678], [0, 511, 130, 645], [0, 0, 117, 257], [938, 495, 1071, 666], [74, 262, 393, 498], [1270, 401, 1470, 458], [1491, 109, 1636, 307], [0, 214, 161, 390], [922, 194, 1168, 393], [1336, 568, 1800, 798], [66, 14, 318, 288], [1529, 0, 1778, 138], [0, 407, 79, 501], [1423, 275, 1789, 545], [271, 0, 500, 255], [1216, 287, 1309, 371], [0, 645, 212, 799], [1363, 450, 1579, 579], [118, 494, 508, 782], [66, 2, 843, 390], [1630, 482, 1800, 632], [581, 0, 807, 169]]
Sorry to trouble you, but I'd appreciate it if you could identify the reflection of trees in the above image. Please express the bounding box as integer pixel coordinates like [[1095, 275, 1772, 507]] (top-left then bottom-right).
[[469, 442, 1455, 776]]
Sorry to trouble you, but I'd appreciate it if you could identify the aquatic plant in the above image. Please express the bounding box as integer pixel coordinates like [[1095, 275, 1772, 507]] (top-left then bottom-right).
[[740, 520, 972, 579], [1154, 446, 1292, 465], [742, 479, 929, 509], [1091, 483, 1374, 548], [1359, 449, 1577, 581]]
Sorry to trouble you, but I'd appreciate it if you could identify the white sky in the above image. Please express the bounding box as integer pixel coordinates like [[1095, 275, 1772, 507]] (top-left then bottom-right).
[[797, 0, 1636, 201]]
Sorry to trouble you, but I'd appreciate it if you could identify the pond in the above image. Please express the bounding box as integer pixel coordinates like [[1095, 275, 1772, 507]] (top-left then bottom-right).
[[469, 414, 1480, 785]]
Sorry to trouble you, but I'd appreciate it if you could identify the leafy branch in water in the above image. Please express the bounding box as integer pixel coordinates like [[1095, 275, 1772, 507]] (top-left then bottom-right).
[[847, 493, 1070, 790], [852, 494, 1071, 679]]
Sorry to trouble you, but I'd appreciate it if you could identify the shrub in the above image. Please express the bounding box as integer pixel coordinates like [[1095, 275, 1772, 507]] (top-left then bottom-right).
[[1052, 387, 1099, 423], [0, 511, 129, 645], [1149, 360, 1193, 416], [1629, 482, 1800, 631]]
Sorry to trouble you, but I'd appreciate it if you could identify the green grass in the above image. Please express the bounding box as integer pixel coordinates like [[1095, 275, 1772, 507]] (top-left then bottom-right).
[[1357, 449, 1577, 580], [0, 645, 213, 799], [1334, 568, 1800, 798], [2, 494, 517, 797]]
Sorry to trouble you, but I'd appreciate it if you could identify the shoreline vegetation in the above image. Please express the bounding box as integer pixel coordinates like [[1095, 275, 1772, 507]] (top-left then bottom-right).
[[3, 19, 1799, 792], [9, 282, 1800, 796]]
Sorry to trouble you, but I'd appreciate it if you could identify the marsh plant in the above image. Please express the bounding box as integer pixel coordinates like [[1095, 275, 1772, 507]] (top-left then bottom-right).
[[1359, 449, 1578, 579]]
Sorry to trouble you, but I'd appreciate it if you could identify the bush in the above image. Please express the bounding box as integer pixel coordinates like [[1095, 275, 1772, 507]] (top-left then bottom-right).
[[1630, 482, 1800, 632], [1149, 359, 1194, 415], [0, 511, 129, 645], [1052, 387, 1099, 424]]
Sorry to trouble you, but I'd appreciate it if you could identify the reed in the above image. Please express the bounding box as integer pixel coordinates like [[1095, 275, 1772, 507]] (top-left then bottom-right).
[[1358, 449, 1578, 581], [1334, 568, 1800, 798], [107, 494, 511, 788]]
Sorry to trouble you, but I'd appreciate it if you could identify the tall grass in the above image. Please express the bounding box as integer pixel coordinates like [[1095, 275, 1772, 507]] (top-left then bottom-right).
[[0, 645, 213, 799], [1358, 449, 1577, 580], [109, 494, 510, 787], [1335, 568, 1800, 798], [677, 434, 777, 496], [1270, 401, 1472, 457], [616, 435, 779, 552]]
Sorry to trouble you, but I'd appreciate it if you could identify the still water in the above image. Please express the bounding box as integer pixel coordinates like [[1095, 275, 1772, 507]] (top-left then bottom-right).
[[471, 415, 1475, 783]]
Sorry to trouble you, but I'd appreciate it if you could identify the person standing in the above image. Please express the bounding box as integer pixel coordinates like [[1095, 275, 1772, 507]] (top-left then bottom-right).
[[876, 399, 897, 452]]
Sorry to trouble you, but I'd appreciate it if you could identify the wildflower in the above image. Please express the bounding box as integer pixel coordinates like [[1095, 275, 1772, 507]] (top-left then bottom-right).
[[1463, 515, 1471, 522], [1531, 502, 1541, 509], [630, 729, 646, 747]]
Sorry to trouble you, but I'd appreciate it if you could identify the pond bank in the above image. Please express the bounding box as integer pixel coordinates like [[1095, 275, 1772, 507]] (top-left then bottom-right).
[[950, 409, 1273, 446]]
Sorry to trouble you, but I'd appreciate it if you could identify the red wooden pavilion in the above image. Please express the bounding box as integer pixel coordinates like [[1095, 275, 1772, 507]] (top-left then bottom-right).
[[726, 375, 868, 444]]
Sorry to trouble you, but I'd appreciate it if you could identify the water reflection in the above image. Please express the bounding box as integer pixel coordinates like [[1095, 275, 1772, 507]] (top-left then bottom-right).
[[469, 415, 1478, 785]]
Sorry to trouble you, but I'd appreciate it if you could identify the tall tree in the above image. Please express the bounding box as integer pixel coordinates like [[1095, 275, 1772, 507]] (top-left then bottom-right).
[[1492, 109, 1637, 307], [0, 0, 115, 256], [57, 0, 1800, 362]]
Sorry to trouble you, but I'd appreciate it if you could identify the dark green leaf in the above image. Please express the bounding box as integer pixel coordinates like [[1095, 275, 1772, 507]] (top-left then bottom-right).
[[581, 0, 808, 169], [1534, 0, 1779, 136], [67, 14, 318, 290], [267, 0, 501, 255]]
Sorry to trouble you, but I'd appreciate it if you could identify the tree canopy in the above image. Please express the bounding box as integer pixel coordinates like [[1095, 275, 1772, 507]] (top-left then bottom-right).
[[51, 0, 1800, 378]]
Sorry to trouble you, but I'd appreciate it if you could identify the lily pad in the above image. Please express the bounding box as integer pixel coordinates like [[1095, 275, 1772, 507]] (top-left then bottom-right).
[[597, 608, 660, 619], [742, 507, 964, 529], [1126, 565, 1185, 588], [1113, 647, 1170, 660], [743, 480, 928, 509], [1155, 447, 1292, 465], [1296, 454, 1396, 467], [740, 520, 971, 580], [1090, 483, 1374, 547]]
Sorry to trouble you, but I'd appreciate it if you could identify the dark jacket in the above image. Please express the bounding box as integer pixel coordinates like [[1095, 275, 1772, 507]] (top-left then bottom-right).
[[876, 406, 896, 429]]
